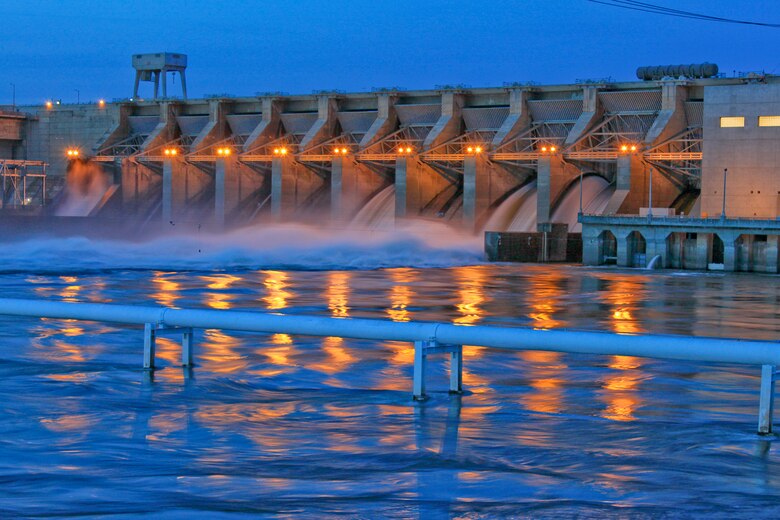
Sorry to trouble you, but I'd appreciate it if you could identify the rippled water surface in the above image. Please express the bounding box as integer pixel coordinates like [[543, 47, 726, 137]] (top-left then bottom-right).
[[1, 228, 780, 518]]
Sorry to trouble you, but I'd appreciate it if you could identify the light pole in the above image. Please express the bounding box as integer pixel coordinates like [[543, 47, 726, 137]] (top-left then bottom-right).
[[648, 167, 653, 220], [74, 89, 80, 104], [578, 169, 584, 216], [9, 83, 15, 111], [721, 168, 728, 221]]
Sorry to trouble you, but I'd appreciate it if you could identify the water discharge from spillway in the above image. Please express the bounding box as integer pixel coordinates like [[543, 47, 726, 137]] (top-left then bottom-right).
[[551, 176, 613, 232], [483, 176, 614, 233], [350, 186, 396, 230], [55, 159, 111, 217], [483, 182, 539, 232]]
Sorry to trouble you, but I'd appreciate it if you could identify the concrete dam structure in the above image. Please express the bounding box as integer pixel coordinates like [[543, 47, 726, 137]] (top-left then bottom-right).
[[4, 70, 780, 270]]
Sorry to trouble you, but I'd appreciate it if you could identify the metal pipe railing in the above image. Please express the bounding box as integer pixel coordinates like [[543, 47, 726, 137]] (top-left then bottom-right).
[[0, 297, 776, 434]]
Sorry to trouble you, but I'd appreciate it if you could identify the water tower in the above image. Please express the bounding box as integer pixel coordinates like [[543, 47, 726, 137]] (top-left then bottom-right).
[[132, 53, 188, 100]]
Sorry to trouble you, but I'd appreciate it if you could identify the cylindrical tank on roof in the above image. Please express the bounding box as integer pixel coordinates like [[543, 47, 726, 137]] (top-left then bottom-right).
[[636, 63, 719, 80]]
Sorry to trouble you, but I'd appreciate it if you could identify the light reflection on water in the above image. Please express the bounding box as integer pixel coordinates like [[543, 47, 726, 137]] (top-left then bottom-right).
[[1, 264, 780, 516]]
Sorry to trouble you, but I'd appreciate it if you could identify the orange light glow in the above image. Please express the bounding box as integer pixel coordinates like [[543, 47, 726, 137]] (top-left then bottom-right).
[[98, 99, 106, 108], [45, 100, 53, 109], [621, 145, 629, 152], [541, 146, 548, 152], [630, 145, 637, 152], [475, 146, 483, 153], [467, 146, 474, 153], [405, 146, 412, 153], [549, 146, 556, 153], [65, 148, 79, 158]]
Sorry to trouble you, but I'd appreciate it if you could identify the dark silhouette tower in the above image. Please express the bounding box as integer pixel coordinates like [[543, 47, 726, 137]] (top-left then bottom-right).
[[132, 53, 188, 100]]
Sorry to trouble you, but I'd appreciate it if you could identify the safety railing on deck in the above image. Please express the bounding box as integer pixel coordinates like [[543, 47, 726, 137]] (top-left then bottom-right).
[[0, 297, 776, 434]]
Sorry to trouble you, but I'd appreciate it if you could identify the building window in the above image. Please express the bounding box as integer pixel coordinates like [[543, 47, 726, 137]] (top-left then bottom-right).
[[759, 116, 780, 127], [720, 116, 745, 128]]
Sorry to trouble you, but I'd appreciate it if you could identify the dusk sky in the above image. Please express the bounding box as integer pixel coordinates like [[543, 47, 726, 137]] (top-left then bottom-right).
[[2, 0, 780, 105]]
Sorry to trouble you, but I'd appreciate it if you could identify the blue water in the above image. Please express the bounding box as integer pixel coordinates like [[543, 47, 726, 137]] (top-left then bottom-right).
[[0, 225, 779, 518]]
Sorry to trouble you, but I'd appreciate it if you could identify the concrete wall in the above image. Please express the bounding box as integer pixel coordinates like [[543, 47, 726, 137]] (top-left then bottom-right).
[[701, 83, 780, 218], [24, 105, 120, 177]]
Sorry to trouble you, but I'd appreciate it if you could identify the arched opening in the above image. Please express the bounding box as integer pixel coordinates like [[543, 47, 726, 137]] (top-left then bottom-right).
[[626, 231, 647, 267], [598, 230, 617, 265], [711, 234, 724, 266]]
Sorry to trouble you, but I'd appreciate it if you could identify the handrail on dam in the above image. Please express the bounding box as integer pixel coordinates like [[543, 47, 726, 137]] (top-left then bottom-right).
[[0, 297, 776, 435]]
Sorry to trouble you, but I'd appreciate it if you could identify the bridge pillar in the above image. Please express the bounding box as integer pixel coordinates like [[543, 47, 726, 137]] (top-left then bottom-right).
[[215, 159, 267, 228], [720, 231, 739, 272], [271, 156, 324, 221], [615, 228, 633, 267], [395, 156, 446, 220], [691, 233, 712, 270], [536, 155, 568, 226], [163, 160, 211, 224], [121, 158, 161, 216], [463, 155, 486, 231], [214, 158, 227, 228], [581, 226, 602, 265], [645, 232, 669, 268], [331, 156, 383, 224], [162, 159, 173, 223]]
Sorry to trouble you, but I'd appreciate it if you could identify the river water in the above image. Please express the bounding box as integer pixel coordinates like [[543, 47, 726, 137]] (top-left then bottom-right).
[[0, 224, 779, 518]]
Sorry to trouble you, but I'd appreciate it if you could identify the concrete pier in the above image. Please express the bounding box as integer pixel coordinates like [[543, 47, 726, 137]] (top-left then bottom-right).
[[581, 215, 780, 273]]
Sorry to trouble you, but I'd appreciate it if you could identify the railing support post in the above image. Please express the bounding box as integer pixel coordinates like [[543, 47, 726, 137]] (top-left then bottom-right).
[[758, 364, 776, 435], [143, 323, 156, 370], [449, 345, 463, 394], [182, 329, 194, 367], [413, 340, 429, 401]]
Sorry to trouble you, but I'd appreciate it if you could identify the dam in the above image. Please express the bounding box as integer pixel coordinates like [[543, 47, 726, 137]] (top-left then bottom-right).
[[3, 64, 780, 270]]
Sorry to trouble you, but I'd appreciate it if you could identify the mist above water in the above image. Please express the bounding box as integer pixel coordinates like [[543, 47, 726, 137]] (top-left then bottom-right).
[[0, 221, 483, 274], [55, 160, 111, 217]]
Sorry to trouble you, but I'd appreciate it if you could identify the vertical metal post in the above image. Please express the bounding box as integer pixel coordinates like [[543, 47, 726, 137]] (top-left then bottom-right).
[[143, 323, 156, 370], [413, 340, 427, 400], [449, 345, 463, 394], [578, 169, 583, 216], [182, 329, 194, 366], [758, 364, 775, 435], [721, 168, 728, 221], [647, 167, 653, 220]]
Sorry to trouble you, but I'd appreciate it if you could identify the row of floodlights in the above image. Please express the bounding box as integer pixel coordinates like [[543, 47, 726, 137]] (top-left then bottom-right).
[[65, 142, 642, 159], [46, 100, 106, 109]]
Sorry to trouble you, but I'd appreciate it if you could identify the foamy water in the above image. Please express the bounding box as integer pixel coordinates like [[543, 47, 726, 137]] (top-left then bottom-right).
[[0, 221, 484, 273]]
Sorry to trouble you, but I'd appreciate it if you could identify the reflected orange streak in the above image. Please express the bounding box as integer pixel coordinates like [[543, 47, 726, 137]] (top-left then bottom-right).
[[326, 271, 350, 318], [453, 266, 488, 326], [525, 269, 567, 330], [199, 329, 245, 374], [152, 271, 181, 308], [387, 268, 416, 322], [59, 275, 82, 302], [309, 336, 357, 375], [598, 276, 648, 421], [518, 351, 567, 415], [261, 270, 292, 310], [201, 274, 242, 310]]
